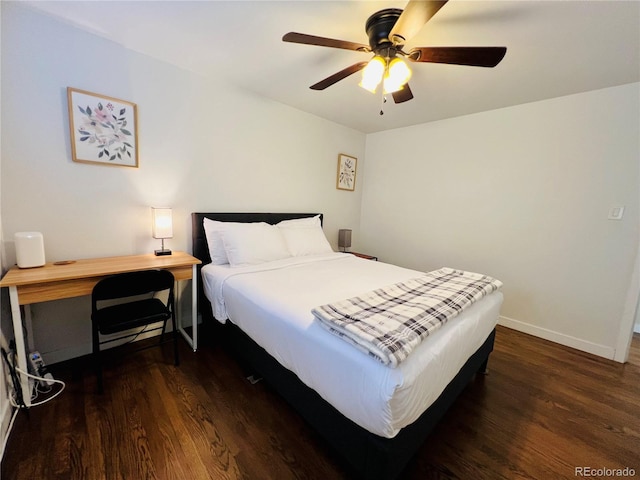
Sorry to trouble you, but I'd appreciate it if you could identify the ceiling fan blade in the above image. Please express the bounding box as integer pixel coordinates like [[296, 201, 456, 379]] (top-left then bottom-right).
[[409, 46, 507, 67], [392, 84, 414, 103], [283, 32, 369, 52], [310, 62, 369, 90], [389, 0, 448, 45]]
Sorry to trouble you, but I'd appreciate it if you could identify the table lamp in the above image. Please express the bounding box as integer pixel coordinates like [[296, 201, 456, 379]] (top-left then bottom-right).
[[152, 207, 173, 256], [338, 229, 352, 252]]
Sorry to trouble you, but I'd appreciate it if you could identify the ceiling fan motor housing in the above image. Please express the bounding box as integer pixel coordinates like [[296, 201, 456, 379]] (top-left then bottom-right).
[[365, 8, 402, 51]]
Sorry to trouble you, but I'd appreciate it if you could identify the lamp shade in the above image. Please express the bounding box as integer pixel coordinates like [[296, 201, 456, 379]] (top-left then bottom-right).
[[359, 56, 385, 93], [383, 57, 412, 93], [152, 208, 173, 239], [338, 229, 352, 250]]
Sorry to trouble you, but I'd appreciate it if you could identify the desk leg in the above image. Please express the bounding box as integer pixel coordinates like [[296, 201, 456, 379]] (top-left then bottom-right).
[[191, 264, 198, 352], [176, 265, 198, 352], [24, 305, 35, 352], [9, 286, 31, 408]]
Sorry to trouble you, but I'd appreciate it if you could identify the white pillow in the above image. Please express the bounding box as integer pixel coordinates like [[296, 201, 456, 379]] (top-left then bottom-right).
[[221, 223, 291, 267], [203, 219, 270, 265], [276, 215, 321, 228], [203, 218, 243, 265], [279, 224, 333, 257], [203, 218, 229, 264]]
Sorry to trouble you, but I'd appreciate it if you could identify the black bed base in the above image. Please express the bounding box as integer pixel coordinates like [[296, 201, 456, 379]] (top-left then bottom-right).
[[225, 321, 496, 480]]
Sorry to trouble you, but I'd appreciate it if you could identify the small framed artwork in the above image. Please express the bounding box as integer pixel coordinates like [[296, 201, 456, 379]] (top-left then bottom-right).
[[67, 87, 139, 167], [336, 153, 357, 191]]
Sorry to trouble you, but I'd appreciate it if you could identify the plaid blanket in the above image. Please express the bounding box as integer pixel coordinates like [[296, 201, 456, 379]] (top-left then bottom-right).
[[312, 268, 502, 367]]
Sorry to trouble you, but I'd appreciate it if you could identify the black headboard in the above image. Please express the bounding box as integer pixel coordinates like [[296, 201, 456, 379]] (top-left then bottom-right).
[[191, 212, 322, 318]]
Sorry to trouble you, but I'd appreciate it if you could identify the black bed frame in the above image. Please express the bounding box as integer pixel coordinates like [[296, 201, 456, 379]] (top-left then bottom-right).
[[191, 212, 495, 480]]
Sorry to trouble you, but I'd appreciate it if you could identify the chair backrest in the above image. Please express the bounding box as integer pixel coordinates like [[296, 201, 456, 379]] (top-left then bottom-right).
[[92, 269, 175, 305]]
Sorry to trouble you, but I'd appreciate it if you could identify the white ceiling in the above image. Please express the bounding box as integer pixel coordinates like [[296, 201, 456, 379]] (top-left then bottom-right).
[[22, 0, 640, 133]]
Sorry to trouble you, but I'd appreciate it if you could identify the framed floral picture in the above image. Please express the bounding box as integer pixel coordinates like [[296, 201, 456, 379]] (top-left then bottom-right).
[[67, 87, 139, 167], [336, 153, 357, 191]]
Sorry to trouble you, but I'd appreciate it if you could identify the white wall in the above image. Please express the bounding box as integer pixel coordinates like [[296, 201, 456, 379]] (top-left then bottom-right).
[[2, 2, 638, 371], [361, 84, 639, 360], [0, 0, 12, 460], [0, 3, 365, 363]]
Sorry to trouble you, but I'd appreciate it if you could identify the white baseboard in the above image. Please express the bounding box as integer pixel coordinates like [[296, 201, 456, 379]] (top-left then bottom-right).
[[44, 344, 92, 365], [40, 311, 201, 365], [0, 394, 15, 460], [634, 324, 640, 334], [498, 315, 616, 361], [42, 325, 168, 365], [1, 328, 15, 460]]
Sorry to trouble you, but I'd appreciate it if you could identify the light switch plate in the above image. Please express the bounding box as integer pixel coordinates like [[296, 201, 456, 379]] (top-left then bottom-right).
[[608, 206, 625, 220]]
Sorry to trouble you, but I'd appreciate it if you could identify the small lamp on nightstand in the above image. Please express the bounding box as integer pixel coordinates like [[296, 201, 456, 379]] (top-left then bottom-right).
[[338, 229, 352, 252], [151, 207, 173, 256]]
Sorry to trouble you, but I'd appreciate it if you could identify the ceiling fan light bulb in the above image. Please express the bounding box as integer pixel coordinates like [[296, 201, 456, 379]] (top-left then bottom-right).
[[359, 80, 378, 93], [383, 70, 409, 94], [383, 76, 403, 94], [359, 56, 385, 93], [383, 81, 408, 94], [388, 57, 411, 84]]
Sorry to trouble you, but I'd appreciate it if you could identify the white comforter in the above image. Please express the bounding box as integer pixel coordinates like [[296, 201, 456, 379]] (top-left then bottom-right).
[[201, 253, 503, 438]]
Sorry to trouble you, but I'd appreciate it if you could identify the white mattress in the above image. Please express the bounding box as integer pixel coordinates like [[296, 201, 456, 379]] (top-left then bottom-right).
[[202, 253, 503, 438]]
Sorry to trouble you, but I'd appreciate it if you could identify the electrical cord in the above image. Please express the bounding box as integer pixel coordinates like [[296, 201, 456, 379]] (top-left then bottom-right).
[[124, 324, 151, 345], [100, 323, 153, 349], [0, 347, 67, 458], [1, 347, 25, 408], [9, 365, 66, 407], [2, 346, 66, 405]]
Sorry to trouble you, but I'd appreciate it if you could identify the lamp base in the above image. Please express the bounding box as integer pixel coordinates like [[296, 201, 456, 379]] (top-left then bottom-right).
[[154, 249, 172, 256]]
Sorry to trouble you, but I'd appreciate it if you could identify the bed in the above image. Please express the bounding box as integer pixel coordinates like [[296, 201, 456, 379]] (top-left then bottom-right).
[[191, 212, 503, 479]]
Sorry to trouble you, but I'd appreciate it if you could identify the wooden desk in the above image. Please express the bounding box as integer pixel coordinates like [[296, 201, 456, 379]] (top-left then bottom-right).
[[0, 251, 201, 407]]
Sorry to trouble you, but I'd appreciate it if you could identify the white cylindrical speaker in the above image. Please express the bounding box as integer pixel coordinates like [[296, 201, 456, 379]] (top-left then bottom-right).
[[15, 232, 46, 268]]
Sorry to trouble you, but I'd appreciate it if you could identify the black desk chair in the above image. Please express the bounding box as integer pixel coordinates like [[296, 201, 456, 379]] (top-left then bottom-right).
[[91, 269, 179, 393]]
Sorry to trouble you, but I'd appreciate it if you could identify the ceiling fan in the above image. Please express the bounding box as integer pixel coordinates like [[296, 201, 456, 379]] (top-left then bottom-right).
[[282, 0, 507, 105]]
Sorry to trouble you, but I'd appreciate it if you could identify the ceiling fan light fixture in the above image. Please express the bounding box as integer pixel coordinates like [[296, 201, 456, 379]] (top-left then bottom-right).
[[359, 55, 385, 93], [383, 57, 412, 93], [284, 1, 507, 104]]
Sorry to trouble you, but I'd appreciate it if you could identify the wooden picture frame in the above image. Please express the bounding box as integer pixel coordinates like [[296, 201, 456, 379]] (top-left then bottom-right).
[[67, 87, 139, 167], [336, 153, 357, 191]]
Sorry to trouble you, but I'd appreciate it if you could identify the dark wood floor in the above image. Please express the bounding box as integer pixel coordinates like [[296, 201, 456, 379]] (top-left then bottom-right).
[[2, 325, 639, 480]]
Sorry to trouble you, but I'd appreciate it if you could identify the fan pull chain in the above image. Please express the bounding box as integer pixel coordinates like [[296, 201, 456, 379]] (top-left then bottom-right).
[[379, 59, 390, 115], [379, 91, 387, 116]]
